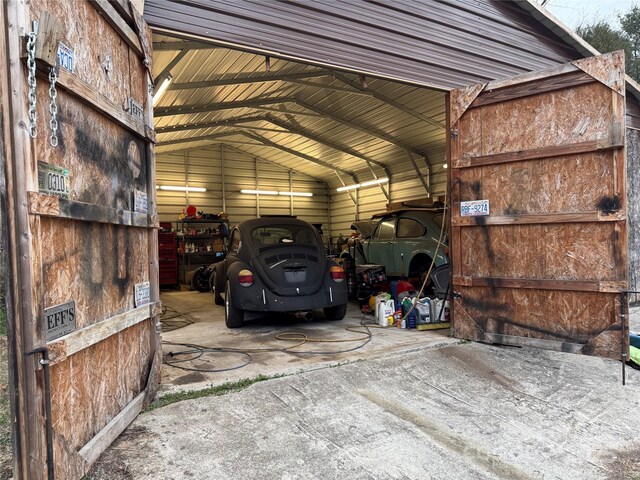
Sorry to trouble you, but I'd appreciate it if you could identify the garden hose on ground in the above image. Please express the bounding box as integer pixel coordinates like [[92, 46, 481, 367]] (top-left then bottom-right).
[[161, 308, 377, 373]]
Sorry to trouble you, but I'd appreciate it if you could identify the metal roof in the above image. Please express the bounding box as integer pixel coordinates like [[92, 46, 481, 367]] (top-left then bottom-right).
[[145, 0, 583, 90]]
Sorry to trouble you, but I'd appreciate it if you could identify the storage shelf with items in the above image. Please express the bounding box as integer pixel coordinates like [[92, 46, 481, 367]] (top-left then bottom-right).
[[175, 218, 229, 284]]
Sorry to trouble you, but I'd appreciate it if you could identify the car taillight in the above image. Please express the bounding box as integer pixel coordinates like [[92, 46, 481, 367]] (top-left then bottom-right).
[[238, 269, 254, 287], [330, 266, 345, 282]]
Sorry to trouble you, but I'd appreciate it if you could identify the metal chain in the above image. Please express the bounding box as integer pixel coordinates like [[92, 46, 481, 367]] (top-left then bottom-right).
[[26, 32, 37, 138], [48, 68, 58, 147]]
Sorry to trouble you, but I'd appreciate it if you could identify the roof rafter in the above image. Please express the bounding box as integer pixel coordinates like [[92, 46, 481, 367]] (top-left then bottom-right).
[[168, 70, 330, 90], [154, 97, 296, 118], [240, 131, 358, 182], [331, 71, 445, 129]]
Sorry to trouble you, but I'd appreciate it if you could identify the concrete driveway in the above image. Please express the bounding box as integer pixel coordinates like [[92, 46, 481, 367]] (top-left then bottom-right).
[[90, 340, 640, 479]]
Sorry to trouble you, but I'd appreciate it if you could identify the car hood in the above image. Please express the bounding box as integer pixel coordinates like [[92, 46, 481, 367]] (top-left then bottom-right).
[[351, 221, 376, 239], [252, 245, 326, 296]]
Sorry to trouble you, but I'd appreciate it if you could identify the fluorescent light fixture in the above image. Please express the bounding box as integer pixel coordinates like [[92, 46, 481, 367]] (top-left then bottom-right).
[[159, 185, 206, 192], [241, 189, 278, 195], [278, 191, 313, 197], [360, 177, 389, 187], [336, 177, 389, 192], [336, 183, 361, 192], [152, 74, 173, 107]]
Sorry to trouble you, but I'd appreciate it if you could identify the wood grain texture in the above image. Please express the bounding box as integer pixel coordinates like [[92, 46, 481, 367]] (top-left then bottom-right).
[[29, 0, 136, 109], [29, 192, 152, 227], [40, 218, 149, 330], [35, 88, 148, 210], [572, 50, 625, 95], [454, 82, 616, 161], [47, 303, 156, 364], [451, 287, 622, 359], [451, 54, 627, 360], [449, 82, 485, 128], [471, 71, 594, 108], [459, 223, 620, 281]]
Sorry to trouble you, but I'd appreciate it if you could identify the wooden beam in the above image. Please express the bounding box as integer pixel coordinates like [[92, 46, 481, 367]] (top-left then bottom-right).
[[482, 333, 585, 354], [169, 70, 330, 90], [28, 192, 156, 228], [46, 303, 157, 365], [451, 211, 626, 226], [91, 0, 143, 57], [471, 71, 595, 108], [36, 65, 153, 141], [452, 138, 624, 168], [453, 276, 627, 293], [78, 391, 146, 465]]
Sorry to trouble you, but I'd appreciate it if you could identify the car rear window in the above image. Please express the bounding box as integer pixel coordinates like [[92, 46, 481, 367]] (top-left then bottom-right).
[[251, 225, 318, 250]]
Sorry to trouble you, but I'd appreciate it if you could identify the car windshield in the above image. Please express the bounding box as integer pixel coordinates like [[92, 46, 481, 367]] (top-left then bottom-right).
[[251, 225, 318, 251]]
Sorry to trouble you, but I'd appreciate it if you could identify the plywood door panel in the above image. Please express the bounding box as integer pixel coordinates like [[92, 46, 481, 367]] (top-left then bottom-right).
[[450, 51, 627, 360]]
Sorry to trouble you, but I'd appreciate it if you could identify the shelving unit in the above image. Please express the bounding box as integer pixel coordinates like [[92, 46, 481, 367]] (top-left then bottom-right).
[[175, 218, 229, 284]]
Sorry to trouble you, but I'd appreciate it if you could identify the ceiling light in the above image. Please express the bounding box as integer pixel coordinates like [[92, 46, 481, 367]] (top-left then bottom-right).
[[241, 189, 278, 195], [278, 191, 313, 197], [442, 164, 448, 169], [336, 183, 361, 192], [360, 177, 389, 187], [152, 74, 173, 107], [336, 177, 389, 192], [159, 185, 206, 192]]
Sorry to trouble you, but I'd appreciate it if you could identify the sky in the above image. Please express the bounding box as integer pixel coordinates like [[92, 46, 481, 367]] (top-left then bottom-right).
[[544, 0, 639, 29]]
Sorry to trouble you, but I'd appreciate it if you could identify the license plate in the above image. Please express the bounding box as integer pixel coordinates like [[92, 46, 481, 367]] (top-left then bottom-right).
[[38, 161, 70, 199], [460, 199, 490, 217], [57, 42, 75, 73], [284, 268, 306, 283]]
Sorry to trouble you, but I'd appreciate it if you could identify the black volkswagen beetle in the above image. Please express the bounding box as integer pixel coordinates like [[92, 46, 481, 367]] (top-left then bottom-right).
[[213, 217, 348, 328]]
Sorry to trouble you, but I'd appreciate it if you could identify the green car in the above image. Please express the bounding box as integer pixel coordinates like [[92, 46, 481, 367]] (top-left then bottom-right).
[[359, 209, 448, 278]]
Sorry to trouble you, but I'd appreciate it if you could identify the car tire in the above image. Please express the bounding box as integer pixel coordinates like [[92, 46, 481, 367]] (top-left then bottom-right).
[[212, 267, 224, 305], [191, 267, 210, 292], [323, 303, 347, 321], [225, 279, 244, 328]]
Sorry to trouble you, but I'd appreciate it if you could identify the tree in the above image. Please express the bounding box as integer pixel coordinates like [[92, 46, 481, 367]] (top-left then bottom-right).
[[619, 6, 640, 82], [576, 20, 638, 82]]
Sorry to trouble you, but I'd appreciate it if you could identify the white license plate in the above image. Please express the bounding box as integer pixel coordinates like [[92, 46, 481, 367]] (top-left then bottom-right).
[[460, 199, 490, 217], [38, 161, 70, 199]]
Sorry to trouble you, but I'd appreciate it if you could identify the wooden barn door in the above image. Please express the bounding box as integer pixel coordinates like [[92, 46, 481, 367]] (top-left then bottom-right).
[[449, 51, 628, 359], [1, 1, 160, 479]]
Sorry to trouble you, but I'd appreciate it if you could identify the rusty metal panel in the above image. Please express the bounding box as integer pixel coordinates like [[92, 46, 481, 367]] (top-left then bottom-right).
[[450, 51, 628, 360]]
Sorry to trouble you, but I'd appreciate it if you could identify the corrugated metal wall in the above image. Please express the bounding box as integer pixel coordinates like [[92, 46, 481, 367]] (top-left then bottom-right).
[[156, 145, 330, 229]]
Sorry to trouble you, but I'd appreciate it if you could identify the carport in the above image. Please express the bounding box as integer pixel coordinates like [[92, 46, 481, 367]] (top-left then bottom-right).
[[144, 0, 640, 386]]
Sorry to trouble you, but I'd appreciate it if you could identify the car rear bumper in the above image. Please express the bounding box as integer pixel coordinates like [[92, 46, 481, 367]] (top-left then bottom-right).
[[232, 278, 348, 312]]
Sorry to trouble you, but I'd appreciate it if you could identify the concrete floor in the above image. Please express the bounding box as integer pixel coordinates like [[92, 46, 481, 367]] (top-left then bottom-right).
[[92, 340, 640, 480], [159, 290, 457, 393]]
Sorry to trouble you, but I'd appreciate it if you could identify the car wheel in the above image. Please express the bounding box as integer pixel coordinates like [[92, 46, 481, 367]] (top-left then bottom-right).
[[212, 267, 224, 305], [191, 267, 210, 292], [225, 279, 244, 328], [323, 303, 347, 321]]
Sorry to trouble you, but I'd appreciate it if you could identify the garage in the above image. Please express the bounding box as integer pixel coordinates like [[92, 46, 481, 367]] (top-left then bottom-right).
[[2, 1, 639, 479], [146, 1, 638, 385]]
